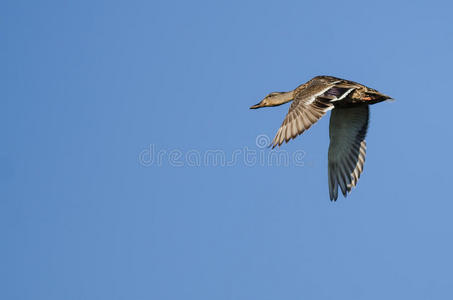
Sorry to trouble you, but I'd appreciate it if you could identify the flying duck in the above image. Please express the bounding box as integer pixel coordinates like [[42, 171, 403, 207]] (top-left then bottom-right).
[[250, 75, 392, 201]]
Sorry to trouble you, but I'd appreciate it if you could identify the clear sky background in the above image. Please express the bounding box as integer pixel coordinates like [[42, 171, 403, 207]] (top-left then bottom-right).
[[3, 0, 453, 299]]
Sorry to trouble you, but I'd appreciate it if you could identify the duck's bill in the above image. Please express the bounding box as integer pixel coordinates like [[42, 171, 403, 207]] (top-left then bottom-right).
[[250, 102, 262, 109]]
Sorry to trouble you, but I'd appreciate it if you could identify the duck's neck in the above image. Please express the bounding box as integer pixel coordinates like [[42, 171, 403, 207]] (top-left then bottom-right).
[[269, 91, 294, 106]]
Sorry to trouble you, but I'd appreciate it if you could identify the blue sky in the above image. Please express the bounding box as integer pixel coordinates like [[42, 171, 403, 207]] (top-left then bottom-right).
[[2, 0, 453, 299]]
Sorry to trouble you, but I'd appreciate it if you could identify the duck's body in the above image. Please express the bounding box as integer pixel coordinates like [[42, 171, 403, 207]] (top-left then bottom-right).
[[250, 75, 392, 201]]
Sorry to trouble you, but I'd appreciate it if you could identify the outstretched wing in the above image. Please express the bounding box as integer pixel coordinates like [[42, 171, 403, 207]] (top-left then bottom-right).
[[328, 105, 369, 201], [271, 83, 356, 148]]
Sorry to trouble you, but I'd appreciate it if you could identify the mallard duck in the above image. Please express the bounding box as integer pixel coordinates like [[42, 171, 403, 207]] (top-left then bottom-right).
[[250, 75, 392, 201]]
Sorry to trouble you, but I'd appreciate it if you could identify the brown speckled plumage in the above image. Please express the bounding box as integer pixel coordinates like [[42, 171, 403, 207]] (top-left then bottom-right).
[[250, 75, 392, 201]]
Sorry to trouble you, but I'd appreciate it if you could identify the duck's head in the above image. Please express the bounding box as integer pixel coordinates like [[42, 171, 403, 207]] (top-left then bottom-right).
[[250, 91, 294, 109]]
